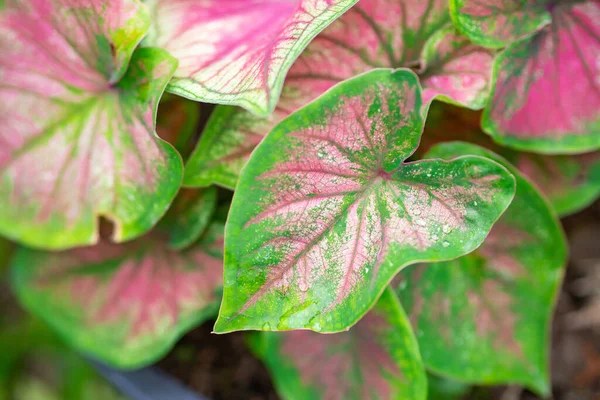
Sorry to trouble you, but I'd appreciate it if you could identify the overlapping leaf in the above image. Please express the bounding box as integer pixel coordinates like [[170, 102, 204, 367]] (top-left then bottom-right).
[[249, 289, 426, 400], [396, 142, 567, 395], [0, 1, 182, 249], [480, 0, 600, 153], [183, 0, 495, 189], [449, 0, 550, 48], [11, 222, 224, 368], [418, 103, 600, 216], [143, 0, 358, 116], [214, 69, 515, 333]]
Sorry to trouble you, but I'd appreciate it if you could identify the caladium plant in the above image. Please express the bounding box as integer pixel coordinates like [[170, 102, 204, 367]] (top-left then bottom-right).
[[183, 0, 496, 189], [0, 0, 597, 398], [214, 69, 516, 333], [451, 0, 600, 153]]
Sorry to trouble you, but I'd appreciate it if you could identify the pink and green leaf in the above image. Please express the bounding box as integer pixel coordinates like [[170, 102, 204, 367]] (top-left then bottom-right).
[[511, 151, 600, 216], [214, 69, 516, 333], [159, 187, 218, 250], [248, 289, 426, 400], [184, 0, 495, 189], [143, 0, 358, 116], [449, 0, 551, 48], [0, 1, 183, 250], [396, 142, 567, 395], [482, 0, 600, 153], [420, 25, 495, 110], [10, 221, 224, 369]]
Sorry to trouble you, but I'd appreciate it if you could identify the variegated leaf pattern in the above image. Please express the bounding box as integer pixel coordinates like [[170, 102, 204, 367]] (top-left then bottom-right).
[[184, 0, 495, 189], [214, 69, 515, 333], [248, 289, 426, 400], [482, 0, 600, 153], [449, 0, 551, 48], [0, 1, 182, 249], [396, 142, 567, 395], [10, 222, 224, 368], [144, 0, 358, 116]]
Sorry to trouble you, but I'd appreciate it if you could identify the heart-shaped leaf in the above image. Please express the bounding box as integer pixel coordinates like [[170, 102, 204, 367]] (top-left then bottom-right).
[[0, 1, 182, 249], [183, 0, 495, 189], [418, 103, 600, 216], [248, 289, 426, 400], [11, 222, 224, 368], [449, 0, 551, 48], [482, 0, 600, 153], [214, 69, 515, 333], [143, 0, 358, 116], [395, 142, 567, 395], [159, 187, 218, 250]]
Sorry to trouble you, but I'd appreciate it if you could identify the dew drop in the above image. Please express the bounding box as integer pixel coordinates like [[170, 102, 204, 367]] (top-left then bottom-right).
[[416, 218, 426, 226], [398, 280, 408, 290], [431, 234, 439, 241], [317, 150, 326, 159], [365, 267, 369, 273], [427, 173, 431, 177], [345, 327, 350, 332], [442, 241, 450, 248], [474, 201, 478, 206], [442, 224, 451, 234]]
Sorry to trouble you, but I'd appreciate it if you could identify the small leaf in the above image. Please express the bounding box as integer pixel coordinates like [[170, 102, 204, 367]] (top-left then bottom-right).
[[420, 26, 495, 110], [184, 0, 495, 189], [482, 0, 600, 153], [449, 0, 551, 48], [156, 95, 200, 160], [0, 1, 182, 249], [143, 0, 358, 116], [418, 103, 600, 216], [10, 222, 225, 368], [395, 142, 567, 395], [159, 187, 218, 250], [249, 289, 426, 400], [214, 69, 515, 333]]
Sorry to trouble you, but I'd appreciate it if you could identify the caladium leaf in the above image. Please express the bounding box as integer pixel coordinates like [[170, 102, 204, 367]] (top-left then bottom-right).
[[214, 69, 516, 333], [11, 222, 224, 368], [143, 0, 358, 116], [396, 142, 567, 395], [248, 289, 426, 400], [482, 0, 600, 153], [419, 25, 495, 110], [449, 0, 551, 48], [419, 103, 600, 216], [184, 0, 495, 189], [512, 151, 600, 216], [159, 187, 218, 250], [156, 95, 200, 160], [0, 1, 182, 250]]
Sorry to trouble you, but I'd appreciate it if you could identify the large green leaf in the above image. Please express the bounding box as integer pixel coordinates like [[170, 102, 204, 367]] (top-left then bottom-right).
[[0, 1, 182, 249], [249, 289, 426, 400], [214, 69, 515, 333], [11, 222, 224, 368], [395, 142, 567, 395]]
